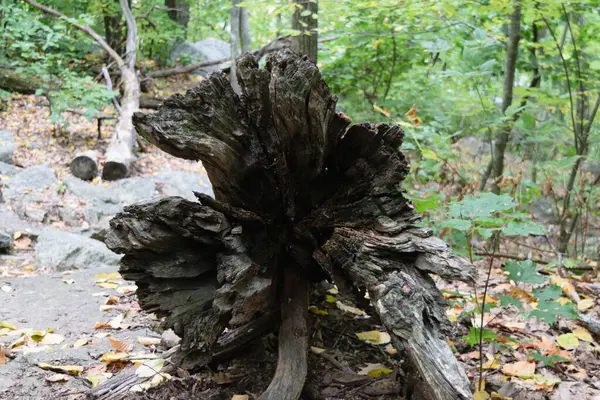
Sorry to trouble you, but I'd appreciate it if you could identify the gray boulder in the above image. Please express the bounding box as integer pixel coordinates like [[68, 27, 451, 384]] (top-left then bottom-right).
[[34, 229, 121, 271], [170, 38, 229, 75], [529, 197, 559, 224], [150, 170, 213, 200], [0, 161, 17, 176], [0, 130, 15, 164], [63, 176, 156, 222], [0, 206, 40, 237], [3, 164, 57, 200]]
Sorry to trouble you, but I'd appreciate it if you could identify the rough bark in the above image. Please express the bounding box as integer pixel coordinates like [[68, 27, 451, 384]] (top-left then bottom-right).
[[70, 150, 98, 181], [106, 50, 474, 400], [291, 0, 318, 62]]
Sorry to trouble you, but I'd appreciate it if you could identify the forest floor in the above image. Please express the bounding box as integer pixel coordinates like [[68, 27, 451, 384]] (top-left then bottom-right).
[[0, 92, 599, 400]]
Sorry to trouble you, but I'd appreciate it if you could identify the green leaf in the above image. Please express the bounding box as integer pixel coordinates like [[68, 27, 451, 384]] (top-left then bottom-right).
[[503, 221, 545, 236], [441, 219, 472, 232], [476, 227, 495, 239], [529, 300, 578, 324], [522, 113, 536, 130], [499, 295, 524, 311], [448, 193, 516, 219], [411, 195, 440, 214], [529, 351, 568, 367], [532, 285, 562, 303], [505, 259, 548, 285], [464, 327, 497, 347]]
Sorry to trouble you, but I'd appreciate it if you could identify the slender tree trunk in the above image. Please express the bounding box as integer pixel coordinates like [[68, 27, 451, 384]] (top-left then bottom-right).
[[479, 1, 522, 192], [291, 0, 318, 62], [240, 5, 251, 52], [103, 0, 140, 180], [230, 0, 241, 93], [165, 0, 189, 29]]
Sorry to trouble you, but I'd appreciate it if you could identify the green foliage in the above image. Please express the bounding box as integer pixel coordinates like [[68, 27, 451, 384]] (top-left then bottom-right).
[[529, 352, 569, 367], [504, 260, 548, 285], [464, 327, 497, 347], [529, 299, 579, 325]]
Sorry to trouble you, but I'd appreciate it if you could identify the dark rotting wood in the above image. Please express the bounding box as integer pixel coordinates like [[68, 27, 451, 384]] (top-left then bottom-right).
[[104, 49, 475, 400]]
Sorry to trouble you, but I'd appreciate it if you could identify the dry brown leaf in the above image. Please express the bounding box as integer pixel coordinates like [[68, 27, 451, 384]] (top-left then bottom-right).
[[13, 236, 32, 249], [0, 346, 6, 365], [214, 372, 235, 385], [231, 396, 249, 400], [108, 338, 133, 353], [100, 352, 128, 363], [502, 360, 535, 378], [105, 295, 120, 305]]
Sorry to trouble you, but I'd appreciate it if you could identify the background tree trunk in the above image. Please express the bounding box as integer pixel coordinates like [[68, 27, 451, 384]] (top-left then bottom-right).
[[291, 0, 318, 62], [229, 0, 242, 93], [479, 0, 522, 193], [165, 0, 189, 30], [240, 4, 251, 52]]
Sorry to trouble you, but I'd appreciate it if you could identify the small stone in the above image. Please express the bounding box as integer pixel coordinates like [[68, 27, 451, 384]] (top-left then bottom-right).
[[161, 329, 181, 349]]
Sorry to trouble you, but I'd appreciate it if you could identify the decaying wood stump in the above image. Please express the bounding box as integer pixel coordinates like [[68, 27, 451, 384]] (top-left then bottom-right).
[[105, 49, 475, 400]]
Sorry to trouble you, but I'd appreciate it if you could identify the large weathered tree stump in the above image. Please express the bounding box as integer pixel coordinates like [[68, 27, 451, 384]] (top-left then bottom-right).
[[105, 49, 475, 400]]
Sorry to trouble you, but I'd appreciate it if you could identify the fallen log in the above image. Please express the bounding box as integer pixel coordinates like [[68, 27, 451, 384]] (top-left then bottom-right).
[[69, 150, 98, 181], [105, 49, 474, 400]]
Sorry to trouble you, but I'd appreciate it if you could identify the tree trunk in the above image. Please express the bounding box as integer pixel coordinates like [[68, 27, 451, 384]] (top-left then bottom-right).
[[240, 5, 251, 52], [102, 66, 140, 180], [70, 150, 98, 181], [102, 0, 141, 180], [165, 0, 189, 29], [291, 0, 318, 62], [490, 0, 521, 194], [104, 50, 474, 400], [230, 0, 242, 93]]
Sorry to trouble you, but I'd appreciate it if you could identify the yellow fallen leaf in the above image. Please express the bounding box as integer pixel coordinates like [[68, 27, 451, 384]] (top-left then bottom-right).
[[557, 333, 579, 350], [502, 322, 526, 332], [100, 352, 128, 363], [135, 359, 165, 378], [96, 282, 118, 289], [109, 314, 124, 329], [336, 301, 367, 317], [105, 295, 120, 305], [577, 298, 595, 311], [355, 331, 391, 345], [502, 360, 535, 378], [137, 337, 161, 346], [37, 363, 83, 376], [73, 338, 89, 348], [572, 328, 593, 342], [13, 231, 22, 240], [385, 344, 398, 355], [232, 395, 249, 400], [41, 333, 65, 345], [0, 328, 11, 336], [94, 272, 121, 279], [310, 346, 326, 354], [116, 285, 137, 295], [327, 287, 338, 295], [358, 363, 392, 378], [308, 306, 328, 316], [550, 275, 580, 303], [325, 295, 336, 303], [482, 355, 501, 370], [108, 338, 133, 353], [0, 321, 16, 330]]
